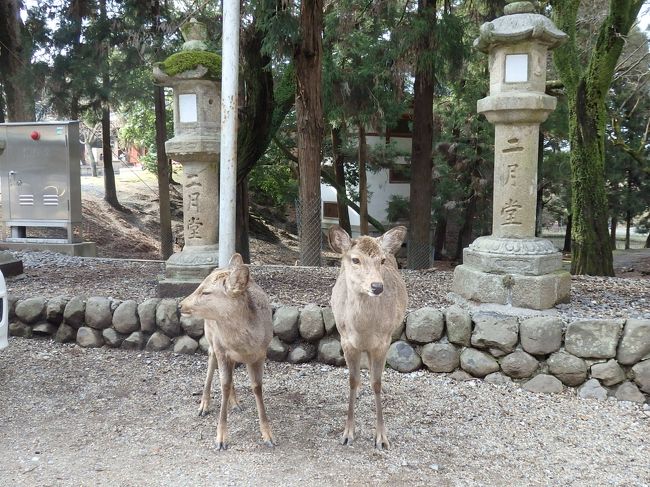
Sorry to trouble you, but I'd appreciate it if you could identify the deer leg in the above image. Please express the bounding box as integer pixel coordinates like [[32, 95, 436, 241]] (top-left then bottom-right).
[[229, 381, 242, 412], [198, 350, 217, 416], [247, 360, 275, 448], [341, 346, 361, 446], [369, 349, 390, 450], [215, 353, 234, 451]]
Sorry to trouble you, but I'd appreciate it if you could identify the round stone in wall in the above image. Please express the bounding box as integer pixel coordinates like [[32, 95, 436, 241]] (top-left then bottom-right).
[[112, 300, 140, 334], [138, 298, 160, 334], [299, 304, 325, 342], [421, 342, 460, 373], [267, 336, 289, 362], [63, 296, 86, 329], [547, 350, 587, 386], [616, 319, 650, 365], [273, 306, 300, 343], [519, 316, 563, 355], [500, 350, 539, 379], [522, 374, 563, 394], [54, 322, 76, 343], [444, 305, 472, 347], [631, 359, 650, 394], [122, 331, 145, 350], [460, 348, 499, 377], [85, 297, 113, 330], [471, 314, 518, 354], [156, 299, 181, 338], [180, 315, 205, 339], [77, 326, 103, 348], [147, 331, 172, 351], [614, 381, 646, 403], [102, 328, 125, 348], [317, 337, 345, 366], [405, 307, 444, 344], [174, 335, 198, 354], [386, 341, 422, 373], [46, 296, 69, 325], [590, 359, 625, 387], [577, 379, 607, 401], [287, 343, 317, 364], [15, 297, 46, 325]]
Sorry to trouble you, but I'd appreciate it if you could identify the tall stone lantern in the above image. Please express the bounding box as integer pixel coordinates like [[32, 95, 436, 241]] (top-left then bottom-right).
[[153, 19, 222, 297], [452, 1, 570, 310]]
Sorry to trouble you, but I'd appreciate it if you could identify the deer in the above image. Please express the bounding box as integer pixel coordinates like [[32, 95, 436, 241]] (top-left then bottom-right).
[[328, 225, 408, 450], [179, 253, 274, 450]]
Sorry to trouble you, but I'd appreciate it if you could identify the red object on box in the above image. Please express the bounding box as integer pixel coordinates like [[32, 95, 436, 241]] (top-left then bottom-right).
[[30, 131, 40, 140]]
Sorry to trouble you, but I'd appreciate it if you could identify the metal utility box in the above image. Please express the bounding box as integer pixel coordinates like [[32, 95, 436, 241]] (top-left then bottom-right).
[[0, 121, 82, 244]]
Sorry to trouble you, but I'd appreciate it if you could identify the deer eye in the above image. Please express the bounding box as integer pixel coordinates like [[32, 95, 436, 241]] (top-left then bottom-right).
[[351, 257, 360, 264], [381, 258, 386, 265]]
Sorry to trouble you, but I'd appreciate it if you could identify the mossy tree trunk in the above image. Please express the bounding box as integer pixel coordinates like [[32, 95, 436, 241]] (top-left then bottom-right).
[[551, 0, 643, 275]]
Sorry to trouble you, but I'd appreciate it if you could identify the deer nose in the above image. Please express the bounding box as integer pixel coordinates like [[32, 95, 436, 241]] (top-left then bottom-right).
[[371, 282, 384, 295]]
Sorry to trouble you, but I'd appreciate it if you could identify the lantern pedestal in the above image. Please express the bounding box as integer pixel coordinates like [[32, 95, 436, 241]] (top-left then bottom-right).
[[153, 19, 223, 297], [451, 0, 570, 310]]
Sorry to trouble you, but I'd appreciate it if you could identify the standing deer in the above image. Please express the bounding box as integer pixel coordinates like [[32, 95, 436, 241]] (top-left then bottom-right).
[[179, 253, 274, 450], [328, 225, 408, 450]]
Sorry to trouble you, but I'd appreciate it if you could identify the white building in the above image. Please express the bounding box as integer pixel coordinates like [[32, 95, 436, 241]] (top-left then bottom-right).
[[320, 124, 412, 237]]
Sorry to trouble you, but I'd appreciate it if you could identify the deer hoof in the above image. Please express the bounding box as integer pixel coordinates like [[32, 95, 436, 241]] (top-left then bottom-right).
[[215, 441, 228, 451], [263, 439, 275, 448], [374, 437, 390, 450], [341, 435, 354, 446]]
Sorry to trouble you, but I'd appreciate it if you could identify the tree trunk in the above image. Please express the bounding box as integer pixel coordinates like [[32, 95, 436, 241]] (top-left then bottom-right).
[[455, 194, 477, 262], [295, 0, 324, 266], [609, 215, 617, 250], [407, 0, 436, 269], [358, 123, 369, 235], [331, 126, 351, 235], [563, 213, 572, 253], [236, 179, 251, 263], [551, 0, 643, 275], [154, 85, 173, 259], [0, 0, 34, 121], [433, 214, 447, 260], [625, 210, 631, 250], [565, 87, 614, 275], [99, 0, 123, 212]]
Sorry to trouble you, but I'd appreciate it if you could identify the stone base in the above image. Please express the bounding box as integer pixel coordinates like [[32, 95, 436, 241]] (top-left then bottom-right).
[[159, 245, 219, 297], [453, 264, 571, 310], [0, 251, 23, 276], [0, 241, 96, 257], [464, 236, 562, 276], [157, 279, 203, 298]]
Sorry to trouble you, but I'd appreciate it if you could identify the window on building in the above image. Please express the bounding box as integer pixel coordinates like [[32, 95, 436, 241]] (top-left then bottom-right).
[[323, 202, 339, 219], [389, 164, 411, 183]]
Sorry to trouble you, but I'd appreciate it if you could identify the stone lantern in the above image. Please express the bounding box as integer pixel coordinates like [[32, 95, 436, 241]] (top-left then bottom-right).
[[153, 19, 222, 296], [452, 0, 570, 310]]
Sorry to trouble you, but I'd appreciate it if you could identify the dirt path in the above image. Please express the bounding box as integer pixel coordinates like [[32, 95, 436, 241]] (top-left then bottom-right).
[[1, 338, 648, 487]]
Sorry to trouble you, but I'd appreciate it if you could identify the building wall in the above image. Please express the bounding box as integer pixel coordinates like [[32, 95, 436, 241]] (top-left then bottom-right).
[[320, 134, 411, 237]]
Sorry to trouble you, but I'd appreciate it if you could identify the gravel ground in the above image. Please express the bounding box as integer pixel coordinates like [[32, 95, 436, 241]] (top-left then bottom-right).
[[5, 250, 650, 319], [1, 338, 649, 487]]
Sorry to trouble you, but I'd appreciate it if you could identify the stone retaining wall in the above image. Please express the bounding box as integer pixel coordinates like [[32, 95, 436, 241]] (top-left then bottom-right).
[[8, 295, 650, 404]]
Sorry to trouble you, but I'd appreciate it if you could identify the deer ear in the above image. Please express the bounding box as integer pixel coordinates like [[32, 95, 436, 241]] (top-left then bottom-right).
[[379, 226, 407, 255], [227, 264, 249, 295], [328, 225, 352, 254], [228, 253, 244, 268]]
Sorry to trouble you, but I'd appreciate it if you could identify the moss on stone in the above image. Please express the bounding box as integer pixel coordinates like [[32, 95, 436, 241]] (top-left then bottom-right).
[[159, 51, 222, 80]]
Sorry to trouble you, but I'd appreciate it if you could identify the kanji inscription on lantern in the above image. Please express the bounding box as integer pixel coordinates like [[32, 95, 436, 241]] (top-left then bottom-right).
[[504, 163, 519, 185], [187, 191, 200, 212], [500, 198, 522, 225], [185, 173, 201, 188], [187, 216, 203, 239]]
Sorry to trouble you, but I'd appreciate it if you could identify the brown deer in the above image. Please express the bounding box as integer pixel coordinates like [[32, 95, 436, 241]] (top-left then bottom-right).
[[328, 225, 408, 450], [179, 253, 274, 450]]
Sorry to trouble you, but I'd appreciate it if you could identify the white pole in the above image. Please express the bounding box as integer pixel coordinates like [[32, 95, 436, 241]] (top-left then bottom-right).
[[218, 0, 240, 267]]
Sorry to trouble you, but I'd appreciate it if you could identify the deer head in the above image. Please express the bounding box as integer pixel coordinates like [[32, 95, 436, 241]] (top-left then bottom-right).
[[179, 253, 250, 318], [328, 225, 406, 297]]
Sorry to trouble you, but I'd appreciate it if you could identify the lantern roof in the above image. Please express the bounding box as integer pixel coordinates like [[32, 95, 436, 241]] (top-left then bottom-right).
[[474, 1, 567, 53]]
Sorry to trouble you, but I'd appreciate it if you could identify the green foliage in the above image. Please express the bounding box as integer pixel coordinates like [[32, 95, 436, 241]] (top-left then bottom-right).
[[249, 162, 299, 208], [158, 51, 222, 79], [139, 150, 158, 174], [387, 195, 410, 222]]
